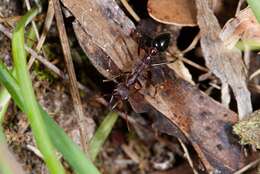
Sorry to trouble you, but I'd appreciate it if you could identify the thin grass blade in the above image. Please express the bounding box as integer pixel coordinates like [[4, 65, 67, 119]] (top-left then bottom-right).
[[0, 60, 101, 174], [89, 112, 118, 161], [247, 0, 260, 22], [12, 8, 65, 174]]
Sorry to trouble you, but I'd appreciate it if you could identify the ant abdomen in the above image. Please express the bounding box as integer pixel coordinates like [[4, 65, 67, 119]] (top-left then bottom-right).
[[152, 33, 171, 52]]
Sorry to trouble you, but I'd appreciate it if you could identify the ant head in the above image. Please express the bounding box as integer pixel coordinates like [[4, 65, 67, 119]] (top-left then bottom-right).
[[152, 33, 171, 52]]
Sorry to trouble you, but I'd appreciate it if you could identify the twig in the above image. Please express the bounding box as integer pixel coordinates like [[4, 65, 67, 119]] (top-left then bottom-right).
[[248, 83, 260, 93], [52, 0, 88, 153], [120, 0, 140, 22], [178, 138, 199, 174], [166, 51, 208, 72], [250, 68, 260, 80], [209, 82, 221, 90], [25, 0, 40, 40], [0, 23, 90, 94], [182, 32, 200, 54], [234, 158, 260, 174], [28, 0, 55, 69], [26, 144, 44, 159], [236, 0, 245, 15]]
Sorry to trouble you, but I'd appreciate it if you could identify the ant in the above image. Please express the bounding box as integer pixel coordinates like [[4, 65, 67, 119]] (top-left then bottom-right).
[[109, 32, 171, 110]]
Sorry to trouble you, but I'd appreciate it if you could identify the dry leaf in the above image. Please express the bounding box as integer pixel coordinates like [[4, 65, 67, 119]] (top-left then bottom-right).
[[220, 7, 260, 49], [61, 0, 247, 172], [61, 0, 138, 79], [142, 77, 245, 173], [166, 59, 195, 85], [147, 0, 197, 26], [195, 0, 252, 119]]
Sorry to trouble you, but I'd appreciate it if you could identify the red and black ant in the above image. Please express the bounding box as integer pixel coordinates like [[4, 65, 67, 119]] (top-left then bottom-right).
[[109, 32, 171, 110]]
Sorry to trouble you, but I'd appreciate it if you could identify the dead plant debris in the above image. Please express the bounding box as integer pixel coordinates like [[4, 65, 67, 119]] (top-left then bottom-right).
[[0, 0, 260, 174]]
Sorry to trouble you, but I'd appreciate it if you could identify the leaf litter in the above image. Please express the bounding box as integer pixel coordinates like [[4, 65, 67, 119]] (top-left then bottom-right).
[[1, 0, 260, 173]]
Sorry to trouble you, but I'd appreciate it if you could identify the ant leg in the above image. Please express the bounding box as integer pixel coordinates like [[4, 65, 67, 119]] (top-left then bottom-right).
[[103, 75, 120, 83], [109, 94, 119, 110], [108, 95, 115, 109], [111, 100, 120, 110], [103, 72, 131, 83]]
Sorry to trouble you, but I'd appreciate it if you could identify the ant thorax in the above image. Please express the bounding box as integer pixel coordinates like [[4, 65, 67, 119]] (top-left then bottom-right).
[[115, 83, 130, 100]]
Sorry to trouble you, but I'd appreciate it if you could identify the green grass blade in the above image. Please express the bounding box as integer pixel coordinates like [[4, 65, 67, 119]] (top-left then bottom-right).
[[0, 18, 38, 123], [26, 25, 37, 48], [89, 112, 118, 161], [0, 87, 11, 123], [236, 39, 260, 51], [41, 109, 101, 174], [247, 0, 260, 22], [0, 62, 23, 107], [12, 8, 65, 174], [0, 60, 100, 174]]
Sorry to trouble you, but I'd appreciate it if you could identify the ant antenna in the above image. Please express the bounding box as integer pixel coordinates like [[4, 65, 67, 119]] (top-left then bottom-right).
[[151, 58, 178, 66]]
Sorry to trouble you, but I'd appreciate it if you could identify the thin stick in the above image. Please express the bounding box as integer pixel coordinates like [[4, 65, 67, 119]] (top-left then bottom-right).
[[26, 144, 43, 159], [52, 0, 88, 153], [28, 0, 55, 69], [120, 0, 140, 22], [25, 0, 53, 72], [236, 0, 245, 15], [166, 51, 208, 72], [234, 158, 260, 174], [178, 138, 199, 174], [25, 0, 40, 40], [0, 23, 90, 94], [248, 83, 260, 93], [250, 68, 260, 80], [182, 32, 200, 54]]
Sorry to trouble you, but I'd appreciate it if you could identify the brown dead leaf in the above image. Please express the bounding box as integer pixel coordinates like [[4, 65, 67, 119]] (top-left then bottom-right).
[[61, 0, 138, 79], [147, 0, 197, 26], [142, 76, 245, 173], [166, 57, 195, 85], [195, 0, 252, 119], [220, 7, 260, 49], [61, 0, 247, 172]]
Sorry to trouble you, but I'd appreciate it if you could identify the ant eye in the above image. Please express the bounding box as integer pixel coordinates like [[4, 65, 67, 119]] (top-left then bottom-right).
[[152, 33, 171, 52]]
